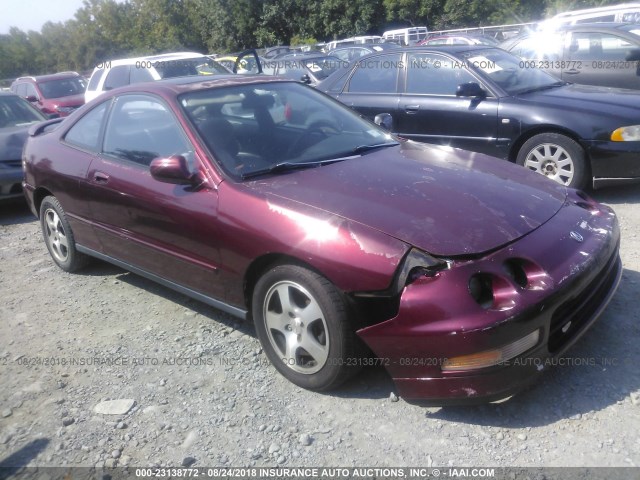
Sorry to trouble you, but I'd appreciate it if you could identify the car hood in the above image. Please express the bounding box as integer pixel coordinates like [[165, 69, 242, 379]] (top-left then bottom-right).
[[51, 93, 85, 108], [516, 83, 640, 119], [245, 142, 568, 257], [0, 125, 32, 162]]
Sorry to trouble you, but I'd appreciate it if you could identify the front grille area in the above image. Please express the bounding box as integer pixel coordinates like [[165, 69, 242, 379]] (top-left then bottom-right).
[[548, 249, 619, 353]]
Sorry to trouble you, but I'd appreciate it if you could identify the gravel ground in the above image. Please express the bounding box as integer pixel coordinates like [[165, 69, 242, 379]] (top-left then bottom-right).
[[0, 186, 639, 472]]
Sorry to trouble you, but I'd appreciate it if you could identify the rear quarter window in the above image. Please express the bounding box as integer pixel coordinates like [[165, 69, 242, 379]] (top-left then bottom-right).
[[64, 101, 109, 151]]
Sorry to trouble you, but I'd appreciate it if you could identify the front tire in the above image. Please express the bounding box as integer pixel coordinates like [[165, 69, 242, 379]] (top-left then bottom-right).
[[516, 133, 587, 189], [252, 265, 360, 391], [40, 196, 90, 272]]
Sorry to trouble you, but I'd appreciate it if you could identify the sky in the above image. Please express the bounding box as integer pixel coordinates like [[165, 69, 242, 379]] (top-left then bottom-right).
[[0, 0, 90, 34]]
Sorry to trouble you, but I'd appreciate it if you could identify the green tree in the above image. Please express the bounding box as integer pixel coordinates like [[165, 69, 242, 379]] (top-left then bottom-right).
[[383, 0, 445, 28], [129, 0, 203, 53]]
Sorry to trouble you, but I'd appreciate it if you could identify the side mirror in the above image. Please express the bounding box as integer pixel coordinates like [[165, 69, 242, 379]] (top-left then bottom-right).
[[150, 155, 196, 185], [300, 74, 312, 84], [26, 95, 38, 102], [625, 48, 640, 61], [374, 113, 393, 131], [456, 82, 487, 98]]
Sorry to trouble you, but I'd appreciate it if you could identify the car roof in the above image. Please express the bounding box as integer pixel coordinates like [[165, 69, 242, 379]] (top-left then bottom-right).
[[103, 51, 210, 67], [332, 43, 398, 51], [105, 74, 295, 98], [14, 72, 81, 83], [543, 21, 640, 31], [502, 23, 640, 46], [405, 44, 496, 53], [280, 52, 329, 59]]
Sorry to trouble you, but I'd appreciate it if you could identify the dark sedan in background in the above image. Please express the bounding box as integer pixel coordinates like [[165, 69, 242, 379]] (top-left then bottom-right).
[[22, 76, 620, 403], [417, 33, 500, 46], [329, 43, 399, 63], [262, 53, 341, 86], [319, 45, 640, 189], [0, 92, 47, 201], [501, 23, 640, 90]]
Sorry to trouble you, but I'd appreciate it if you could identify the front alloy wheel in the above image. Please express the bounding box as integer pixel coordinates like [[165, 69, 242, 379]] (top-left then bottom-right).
[[516, 133, 587, 189], [252, 265, 360, 391], [523, 143, 574, 186], [263, 280, 329, 374]]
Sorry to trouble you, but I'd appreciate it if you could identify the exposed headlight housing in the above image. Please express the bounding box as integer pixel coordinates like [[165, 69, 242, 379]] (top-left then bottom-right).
[[398, 249, 451, 288], [611, 125, 640, 141], [442, 330, 541, 372]]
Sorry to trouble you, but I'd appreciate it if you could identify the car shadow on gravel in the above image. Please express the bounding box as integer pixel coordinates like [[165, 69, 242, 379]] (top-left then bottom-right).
[[0, 200, 34, 226], [0, 438, 49, 473], [74, 261, 398, 400], [81, 265, 243, 327], [325, 366, 397, 400], [417, 267, 640, 427], [69, 259, 640, 406]]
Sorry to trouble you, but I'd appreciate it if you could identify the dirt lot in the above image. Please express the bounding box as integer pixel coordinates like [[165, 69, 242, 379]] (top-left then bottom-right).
[[1, 185, 639, 472]]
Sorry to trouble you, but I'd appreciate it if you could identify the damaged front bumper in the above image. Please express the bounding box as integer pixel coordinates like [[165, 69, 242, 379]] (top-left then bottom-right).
[[357, 191, 622, 404]]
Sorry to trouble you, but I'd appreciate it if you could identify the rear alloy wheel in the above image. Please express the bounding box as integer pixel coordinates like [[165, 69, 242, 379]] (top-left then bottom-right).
[[516, 133, 587, 189], [40, 196, 90, 272], [252, 265, 360, 391]]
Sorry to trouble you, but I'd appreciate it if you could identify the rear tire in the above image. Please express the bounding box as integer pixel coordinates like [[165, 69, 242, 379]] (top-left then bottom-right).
[[252, 264, 360, 391], [40, 196, 90, 272], [516, 133, 588, 189]]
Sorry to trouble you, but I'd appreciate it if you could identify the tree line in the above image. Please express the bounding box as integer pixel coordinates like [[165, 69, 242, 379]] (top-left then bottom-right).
[[0, 0, 622, 80]]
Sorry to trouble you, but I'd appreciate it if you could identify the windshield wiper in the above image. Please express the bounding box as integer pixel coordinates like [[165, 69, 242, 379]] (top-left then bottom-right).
[[515, 82, 566, 95], [352, 141, 399, 154], [241, 158, 348, 179]]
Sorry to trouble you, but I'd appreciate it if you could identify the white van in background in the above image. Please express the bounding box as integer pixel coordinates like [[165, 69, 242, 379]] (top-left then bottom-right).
[[541, 3, 640, 29], [324, 36, 384, 52], [382, 27, 428, 45], [85, 52, 229, 103]]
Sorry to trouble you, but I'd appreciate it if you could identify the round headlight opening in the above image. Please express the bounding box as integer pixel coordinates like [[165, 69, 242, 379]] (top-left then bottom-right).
[[504, 259, 528, 289]]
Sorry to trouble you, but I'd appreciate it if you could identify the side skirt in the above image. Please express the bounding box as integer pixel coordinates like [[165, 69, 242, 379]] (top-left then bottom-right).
[[76, 245, 248, 321]]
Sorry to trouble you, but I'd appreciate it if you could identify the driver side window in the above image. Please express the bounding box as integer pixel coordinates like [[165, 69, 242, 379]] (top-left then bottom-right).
[[406, 53, 475, 95], [347, 53, 401, 93], [102, 95, 193, 167]]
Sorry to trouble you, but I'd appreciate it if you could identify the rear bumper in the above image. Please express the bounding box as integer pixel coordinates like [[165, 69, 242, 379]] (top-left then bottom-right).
[[357, 194, 621, 404]]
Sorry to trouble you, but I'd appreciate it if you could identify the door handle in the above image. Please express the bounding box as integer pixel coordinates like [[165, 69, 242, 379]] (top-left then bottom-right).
[[405, 105, 420, 114], [93, 172, 110, 184]]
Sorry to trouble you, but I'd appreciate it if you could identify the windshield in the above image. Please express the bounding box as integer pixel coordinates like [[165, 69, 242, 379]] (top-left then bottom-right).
[[155, 57, 229, 79], [0, 95, 45, 127], [179, 82, 395, 179], [461, 48, 562, 95], [39, 77, 87, 99]]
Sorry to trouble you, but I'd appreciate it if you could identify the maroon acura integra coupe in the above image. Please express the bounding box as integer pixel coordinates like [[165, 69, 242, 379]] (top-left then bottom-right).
[[22, 76, 621, 404]]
